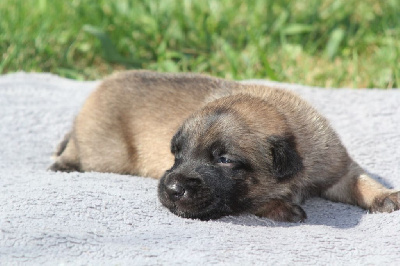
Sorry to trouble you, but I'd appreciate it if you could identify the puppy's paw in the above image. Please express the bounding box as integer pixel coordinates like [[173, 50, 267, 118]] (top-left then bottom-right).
[[369, 191, 400, 213], [256, 200, 307, 223]]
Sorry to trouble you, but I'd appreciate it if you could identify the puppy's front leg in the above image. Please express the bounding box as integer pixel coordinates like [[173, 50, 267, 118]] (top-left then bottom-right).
[[255, 199, 307, 222], [322, 161, 400, 213]]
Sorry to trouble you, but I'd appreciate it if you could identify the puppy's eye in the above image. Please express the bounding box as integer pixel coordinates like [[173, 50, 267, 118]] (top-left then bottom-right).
[[217, 156, 235, 167], [217, 157, 232, 164]]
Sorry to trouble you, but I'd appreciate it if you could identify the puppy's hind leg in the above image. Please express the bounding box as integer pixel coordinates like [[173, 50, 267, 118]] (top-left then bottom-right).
[[322, 161, 400, 213], [49, 132, 81, 172]]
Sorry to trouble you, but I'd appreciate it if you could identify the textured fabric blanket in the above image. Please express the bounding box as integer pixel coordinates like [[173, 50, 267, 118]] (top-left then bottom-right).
[[1, 72, 399, 265]]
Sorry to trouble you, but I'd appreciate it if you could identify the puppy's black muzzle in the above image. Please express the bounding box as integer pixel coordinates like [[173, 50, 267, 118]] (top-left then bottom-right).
[[163, 173, 203, 202], [164, 181, 185, 201], [158, 165, 236, 220]]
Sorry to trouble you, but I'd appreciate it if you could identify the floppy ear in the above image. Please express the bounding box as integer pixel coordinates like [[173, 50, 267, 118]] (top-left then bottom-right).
[[170, 129, 182, 155], [267, 135, 303, 181]]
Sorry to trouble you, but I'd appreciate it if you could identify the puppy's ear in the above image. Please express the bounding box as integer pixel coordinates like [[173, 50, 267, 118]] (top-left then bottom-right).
[[171, 129, 182, 155], [267, 135, 303, 181]]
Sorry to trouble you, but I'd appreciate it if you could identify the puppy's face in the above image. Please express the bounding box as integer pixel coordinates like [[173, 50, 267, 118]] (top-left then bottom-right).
[[158, 95, 303, 220]]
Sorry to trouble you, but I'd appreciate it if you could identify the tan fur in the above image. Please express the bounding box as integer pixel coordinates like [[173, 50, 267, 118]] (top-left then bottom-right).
[[50, 70, 400, 221]]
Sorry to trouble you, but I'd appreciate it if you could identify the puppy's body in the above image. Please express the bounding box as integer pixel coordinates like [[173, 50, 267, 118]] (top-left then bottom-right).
[[50, 70, 400, 222], [55, 71, 229, 177]]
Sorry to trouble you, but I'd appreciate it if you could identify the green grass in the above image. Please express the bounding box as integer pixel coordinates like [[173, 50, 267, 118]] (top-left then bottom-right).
[[1, 0, 399, 88]]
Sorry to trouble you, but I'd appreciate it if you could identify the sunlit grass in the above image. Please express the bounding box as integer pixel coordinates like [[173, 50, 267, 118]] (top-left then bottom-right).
[[1, 0, 399, 88]]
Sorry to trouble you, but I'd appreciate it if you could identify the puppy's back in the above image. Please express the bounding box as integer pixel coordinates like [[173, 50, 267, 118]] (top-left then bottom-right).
[[51, 71, 236, 177]]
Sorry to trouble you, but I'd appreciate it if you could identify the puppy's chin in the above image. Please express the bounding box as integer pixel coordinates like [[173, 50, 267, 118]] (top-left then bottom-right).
[[167, 199, 233, 221]]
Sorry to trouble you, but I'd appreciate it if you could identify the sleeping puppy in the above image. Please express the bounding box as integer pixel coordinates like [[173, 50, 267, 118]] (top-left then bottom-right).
[[49, 70, 400, 222]]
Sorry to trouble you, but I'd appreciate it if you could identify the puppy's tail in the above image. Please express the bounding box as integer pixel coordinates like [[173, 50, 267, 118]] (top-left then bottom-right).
[[49, 130, 81, 172], [53, 131, 72, 157]]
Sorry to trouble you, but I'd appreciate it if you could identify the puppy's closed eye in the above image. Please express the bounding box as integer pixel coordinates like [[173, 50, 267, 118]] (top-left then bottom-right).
[[217, 156, 235, 168], [216, 156, 249, 171]]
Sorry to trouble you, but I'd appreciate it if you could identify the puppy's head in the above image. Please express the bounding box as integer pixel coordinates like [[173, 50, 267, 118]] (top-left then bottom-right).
[[158, 94, 303, 220]]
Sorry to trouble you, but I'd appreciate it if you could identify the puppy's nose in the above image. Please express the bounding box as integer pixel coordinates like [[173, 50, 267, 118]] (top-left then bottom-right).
[[165, 181, 185, 201]]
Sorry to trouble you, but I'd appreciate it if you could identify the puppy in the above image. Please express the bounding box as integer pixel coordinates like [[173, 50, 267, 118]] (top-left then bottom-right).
[[50, 70, 400, 222]]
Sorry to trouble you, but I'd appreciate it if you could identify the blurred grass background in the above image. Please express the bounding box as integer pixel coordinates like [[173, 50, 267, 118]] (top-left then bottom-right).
[[1, 0, 399, 88]]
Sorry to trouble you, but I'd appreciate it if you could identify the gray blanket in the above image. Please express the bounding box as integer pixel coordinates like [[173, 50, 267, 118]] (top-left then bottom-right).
[[1, 72, 399, 265]]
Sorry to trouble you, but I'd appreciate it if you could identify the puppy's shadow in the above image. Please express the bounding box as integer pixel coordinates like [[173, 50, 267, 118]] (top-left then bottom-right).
[[219, 171, 390, 229], [219, 198, 364, 229]]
